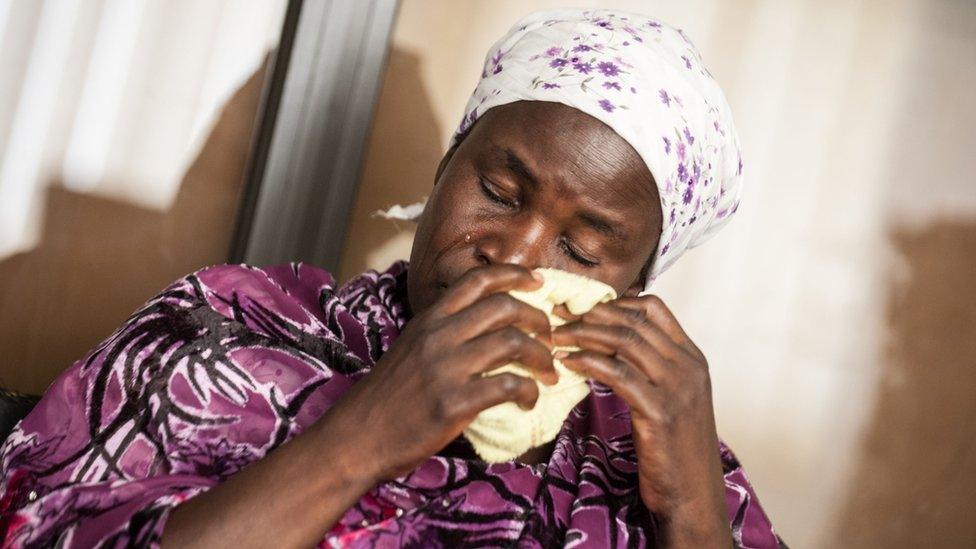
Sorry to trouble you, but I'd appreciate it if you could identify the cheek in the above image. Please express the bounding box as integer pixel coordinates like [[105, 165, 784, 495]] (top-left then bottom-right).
[[409, 174, 479, 262]]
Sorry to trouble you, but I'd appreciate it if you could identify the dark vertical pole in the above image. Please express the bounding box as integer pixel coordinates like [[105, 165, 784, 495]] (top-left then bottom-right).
[[228, 0, 304, 264], [228, 0, 400, 269]]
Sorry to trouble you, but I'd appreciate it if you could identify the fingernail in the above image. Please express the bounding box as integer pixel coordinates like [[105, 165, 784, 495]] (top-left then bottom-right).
[[553, 350, 570, 360], [531, 271, 544, 283]]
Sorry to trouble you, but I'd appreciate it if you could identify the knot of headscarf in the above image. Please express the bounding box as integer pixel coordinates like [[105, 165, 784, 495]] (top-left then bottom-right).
[[453, 9, 743, 291]]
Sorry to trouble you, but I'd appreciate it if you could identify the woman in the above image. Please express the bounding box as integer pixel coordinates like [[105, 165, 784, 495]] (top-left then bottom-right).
[[0, 10, 782, 548]]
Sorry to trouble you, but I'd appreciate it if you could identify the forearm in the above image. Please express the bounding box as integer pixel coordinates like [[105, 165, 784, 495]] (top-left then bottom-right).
[[161, 405, 380, 549], [653, 458, 731, 549], [656, 508, 731, 549]]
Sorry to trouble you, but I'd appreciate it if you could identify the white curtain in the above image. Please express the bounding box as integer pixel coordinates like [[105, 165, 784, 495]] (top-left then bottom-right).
[[0, 0, 285, 259]]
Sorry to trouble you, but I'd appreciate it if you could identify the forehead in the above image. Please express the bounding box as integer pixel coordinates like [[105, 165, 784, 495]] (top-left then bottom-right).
[[463, 101, 660, 222]]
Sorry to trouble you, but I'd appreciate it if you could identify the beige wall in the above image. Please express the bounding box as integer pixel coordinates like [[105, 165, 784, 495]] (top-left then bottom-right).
[[0, 62, 267, 393], [340, 0, 976, 546]]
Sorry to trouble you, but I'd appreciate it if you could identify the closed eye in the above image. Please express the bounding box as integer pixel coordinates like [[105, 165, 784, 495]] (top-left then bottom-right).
[[479, 176, 597, 267], [560, 238, 599, 267], [479, 177, 516, 208]]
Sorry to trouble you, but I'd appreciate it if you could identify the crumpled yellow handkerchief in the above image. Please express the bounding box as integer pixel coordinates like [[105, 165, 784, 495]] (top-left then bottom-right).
[[463, 268, 617, 463]]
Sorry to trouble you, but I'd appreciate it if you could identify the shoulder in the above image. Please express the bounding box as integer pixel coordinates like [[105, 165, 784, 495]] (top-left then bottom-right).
[[177, 263, 339, 329]]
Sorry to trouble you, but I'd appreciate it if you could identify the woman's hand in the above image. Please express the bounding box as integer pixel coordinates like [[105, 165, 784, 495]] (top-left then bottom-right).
[[163, 265, 555, 549], [552, 295, 731, 548], [330, 264, 557, 481]]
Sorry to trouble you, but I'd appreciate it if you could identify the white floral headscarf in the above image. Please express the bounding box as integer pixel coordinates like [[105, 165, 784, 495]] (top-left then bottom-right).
[[383, 9, 743, 293]]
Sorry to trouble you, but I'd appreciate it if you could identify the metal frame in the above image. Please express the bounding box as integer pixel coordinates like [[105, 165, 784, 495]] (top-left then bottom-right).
[[229, 0, 400, 269]]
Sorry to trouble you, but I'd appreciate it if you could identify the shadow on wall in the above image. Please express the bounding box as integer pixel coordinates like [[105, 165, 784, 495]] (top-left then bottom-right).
[[337, 47, 443, 284], [0, 56, 270, 394], [833, 219, 976, 547]]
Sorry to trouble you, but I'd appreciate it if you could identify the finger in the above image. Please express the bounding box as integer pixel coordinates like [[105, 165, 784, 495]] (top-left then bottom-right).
[[550, 303, 580, 323], [434, 265, 543, 317], [581, 302, 680, 360], [448, 293, 552, 348], [559, 350, 660, 414], [552, 321, 669, 383], [451, 372, 541, 418], [613, 296, 687, 342], [463, 327, 557, 385], [613, 296, 705, 362]]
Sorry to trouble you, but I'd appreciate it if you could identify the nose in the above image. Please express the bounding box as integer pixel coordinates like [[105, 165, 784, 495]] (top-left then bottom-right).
[[474, 215, 546, 269]]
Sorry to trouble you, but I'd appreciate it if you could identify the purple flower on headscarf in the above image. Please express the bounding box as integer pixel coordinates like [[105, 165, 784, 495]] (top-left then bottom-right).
[[659, 89, 671, 106], [677, 162, 688, 182], [550, 58, 568, 68], [572, 44, 592, 53], [662, 136, 672, 154], [683, 186, 694, 205], [602, 81, 621, 91], [614, 56, 635, 69], [594, 18, 613, 29], [597, 61, 620, 77], [683, 127, 695, 145], [573, 61, 593, 74], [542, 82, 560, 89], [677, 141, 686, 160], [682, 55, 692, 69], [622, 27, 644, 43], [482, 50, 505, 77], [544, 46, 562, 57], [490, 50, 505, 73], [458, 107, 478, 134], [598, 99, 615, 113]]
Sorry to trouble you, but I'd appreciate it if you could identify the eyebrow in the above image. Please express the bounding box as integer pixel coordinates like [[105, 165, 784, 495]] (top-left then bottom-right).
[[503, 148, 624, 242], [579, 212, 624, 242], [504, 149, 540, 188]]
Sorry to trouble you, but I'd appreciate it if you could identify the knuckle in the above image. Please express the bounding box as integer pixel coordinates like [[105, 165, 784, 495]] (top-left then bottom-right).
[[626, 308, 649, 325], [499, 326, 526, 348], [492, 294, 520, 315], [660, 407, 676, 428], [432, 394, 455, 423], [618, 327, 642, 346], [692, 367, 712, 391], [612, 358, 631, 381], [499, 373, 523, 395], [530, 307, 551, 327], [469, 268, 493, 290], [645, 294, 666, 308], [644, 404, 668, 426], [416, 333, 436, 358]]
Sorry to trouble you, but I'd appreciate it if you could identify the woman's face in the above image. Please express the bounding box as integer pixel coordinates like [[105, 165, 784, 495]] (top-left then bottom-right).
[[407, 101, 663, 316]]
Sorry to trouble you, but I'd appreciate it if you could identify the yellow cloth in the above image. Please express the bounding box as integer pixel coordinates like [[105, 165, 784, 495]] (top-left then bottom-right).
[[463, 268, 617, 463]]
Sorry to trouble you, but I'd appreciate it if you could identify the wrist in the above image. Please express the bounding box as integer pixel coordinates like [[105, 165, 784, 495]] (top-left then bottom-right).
[[653, 497, 731, 549], [655, 509, 730, 548], [308, 395, 386, 492]]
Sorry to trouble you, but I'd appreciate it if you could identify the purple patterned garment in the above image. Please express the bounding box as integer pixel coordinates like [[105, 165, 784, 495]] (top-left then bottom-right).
[[0, 262, 782, 547]]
